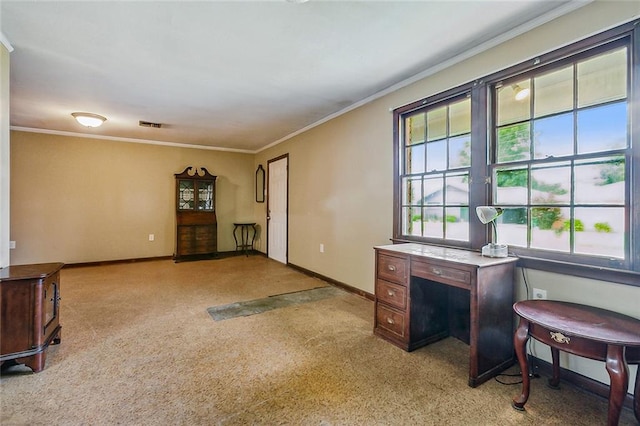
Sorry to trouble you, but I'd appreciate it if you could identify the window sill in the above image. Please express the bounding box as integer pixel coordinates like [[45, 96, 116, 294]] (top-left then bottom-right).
[[515, 255, 640, 288]]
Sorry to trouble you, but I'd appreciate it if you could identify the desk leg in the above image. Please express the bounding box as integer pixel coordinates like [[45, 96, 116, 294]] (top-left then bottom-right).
[[605, 345, 628, 426], [512, 318, 530, 411]]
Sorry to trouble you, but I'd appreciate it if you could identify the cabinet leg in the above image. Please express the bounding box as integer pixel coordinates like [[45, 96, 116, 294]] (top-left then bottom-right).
[[52, 329, 62, 345], [22, 352, 46, 373]]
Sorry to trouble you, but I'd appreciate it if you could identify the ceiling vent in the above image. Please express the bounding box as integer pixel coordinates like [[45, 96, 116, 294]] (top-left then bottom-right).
[[139, 120, 162, 128]]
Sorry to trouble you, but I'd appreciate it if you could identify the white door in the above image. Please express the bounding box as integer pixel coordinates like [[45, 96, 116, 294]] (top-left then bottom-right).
[[267, 156, 288, 264]]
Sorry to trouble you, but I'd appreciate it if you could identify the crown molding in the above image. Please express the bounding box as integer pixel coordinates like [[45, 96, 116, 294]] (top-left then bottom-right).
[[10, 126, 256, 154], [0, 32, 14, 53]]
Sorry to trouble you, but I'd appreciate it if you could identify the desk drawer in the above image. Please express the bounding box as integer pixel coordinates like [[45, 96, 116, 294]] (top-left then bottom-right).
[[411, 260, 471, 288], [376, 305, 406, 338], [377, 254, 408, 285], [376, 279, 407, 311]]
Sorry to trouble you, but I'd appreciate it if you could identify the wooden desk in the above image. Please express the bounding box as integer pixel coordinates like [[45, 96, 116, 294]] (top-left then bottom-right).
[[374, 243, 517, 387], [512, 300, 640, 426]]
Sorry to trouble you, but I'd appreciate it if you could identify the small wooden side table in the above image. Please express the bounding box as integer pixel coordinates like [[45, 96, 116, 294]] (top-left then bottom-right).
[[512, 300, 640, 426], [233, 223, 257, 256]]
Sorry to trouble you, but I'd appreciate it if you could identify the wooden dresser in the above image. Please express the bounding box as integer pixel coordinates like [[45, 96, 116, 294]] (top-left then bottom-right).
[[374, 243, 517, 387], [0, 262, 63, 372]]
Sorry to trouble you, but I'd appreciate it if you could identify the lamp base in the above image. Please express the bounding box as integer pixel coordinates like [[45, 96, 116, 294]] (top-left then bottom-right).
[[481, 243, 508, 258]]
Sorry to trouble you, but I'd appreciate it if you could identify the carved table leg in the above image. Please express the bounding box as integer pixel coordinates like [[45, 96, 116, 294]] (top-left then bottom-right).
[[604, 345, 627, 426], [512, 318, 530, 411], [548, 347, 561, 389]]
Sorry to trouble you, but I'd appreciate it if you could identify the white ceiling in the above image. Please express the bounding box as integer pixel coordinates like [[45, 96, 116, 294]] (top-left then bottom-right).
[[1, 1, 586, 153]]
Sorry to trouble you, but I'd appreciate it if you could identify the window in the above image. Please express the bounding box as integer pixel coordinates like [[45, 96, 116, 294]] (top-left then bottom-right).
[[393, 21, 639, 285], [399, 94, 472, 243], [492, 43, 629, 269]]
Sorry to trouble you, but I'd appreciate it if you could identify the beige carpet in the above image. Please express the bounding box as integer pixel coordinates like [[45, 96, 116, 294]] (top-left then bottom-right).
[[1, 256, 636, 425]]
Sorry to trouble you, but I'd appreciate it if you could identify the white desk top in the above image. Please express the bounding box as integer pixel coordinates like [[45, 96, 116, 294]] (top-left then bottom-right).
[[374, 243, 518, 268]]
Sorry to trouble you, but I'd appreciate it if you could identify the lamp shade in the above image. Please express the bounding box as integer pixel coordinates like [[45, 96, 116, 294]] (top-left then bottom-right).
[[476, 206, 503, 224], [71, 112, 106, 128]]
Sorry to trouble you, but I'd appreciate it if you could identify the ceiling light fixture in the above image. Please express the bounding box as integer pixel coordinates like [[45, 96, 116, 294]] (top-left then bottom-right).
[[71, 112, 107, 128], [512, 84, 530, 101]]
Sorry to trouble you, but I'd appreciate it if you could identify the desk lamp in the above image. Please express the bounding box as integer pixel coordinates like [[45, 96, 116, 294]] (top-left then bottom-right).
[[476, 206, 508, 257]]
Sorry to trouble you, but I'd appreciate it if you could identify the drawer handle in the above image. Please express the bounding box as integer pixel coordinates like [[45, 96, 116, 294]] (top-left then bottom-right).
[[550, 332, 570, 344], [387, 290, 395, 297], [387, 265, 396, 272], [432, 268, 442, 275], [386, 317, 395, 325]]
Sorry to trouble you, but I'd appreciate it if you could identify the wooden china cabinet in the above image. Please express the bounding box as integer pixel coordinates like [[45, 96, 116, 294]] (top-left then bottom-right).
[[174, 166, 217, 261]]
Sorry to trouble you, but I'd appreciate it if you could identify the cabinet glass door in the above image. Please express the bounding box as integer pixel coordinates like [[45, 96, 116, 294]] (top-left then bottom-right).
[[198, 181, 214, 210], [178, 180, 195, 210]]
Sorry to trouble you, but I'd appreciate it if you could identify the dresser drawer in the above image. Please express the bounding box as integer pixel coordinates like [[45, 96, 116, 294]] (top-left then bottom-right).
[[411, 259, 471, 289], [377, 253, 408, 285], [376, 305, 406, 338], [376, 279, 407, 311]]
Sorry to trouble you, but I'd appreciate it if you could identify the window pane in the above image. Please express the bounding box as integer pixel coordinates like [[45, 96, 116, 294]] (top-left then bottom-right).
[[531, 162, 571, 204], [495, 167, 528, 205], [423, 175, 444, 205], [402, 177, 422, 206], [497, 208, 528, 247], [427, 106, 447, 141], [445, 207, 469, 241], [405, 112, 426, 146], [497, 79, 530, 126], [534, 66, 573, 118], [449, 98, 471, 136], [574, 157, 625, 204], [449, 135, 471, 168], [445, 173, 469, 205], [406, 144, 425, 174], [426, 139, 446, 171], [533, 113, 573, 159], [402, 207, 422, 236], [574, 207, 624, 258], [497, 122, 531, 163], [577, 48, 627, 108], [577, 102, 627, 154], [531, 207, 570, 252], [423, 207, 443, 238]]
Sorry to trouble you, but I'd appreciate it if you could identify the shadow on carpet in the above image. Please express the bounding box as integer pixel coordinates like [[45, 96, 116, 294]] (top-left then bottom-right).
[[207, 286, 344, 321]]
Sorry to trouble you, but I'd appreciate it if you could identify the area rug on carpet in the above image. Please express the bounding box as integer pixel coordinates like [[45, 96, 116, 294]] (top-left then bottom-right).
[[207, 286, 344, 321]]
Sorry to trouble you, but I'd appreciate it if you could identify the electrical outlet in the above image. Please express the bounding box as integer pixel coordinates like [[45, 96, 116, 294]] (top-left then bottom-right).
[[9, 241, 16, 249], [148, 234, 155, 242], [532, 288, 547, 300], [319, 243, 324, 253]]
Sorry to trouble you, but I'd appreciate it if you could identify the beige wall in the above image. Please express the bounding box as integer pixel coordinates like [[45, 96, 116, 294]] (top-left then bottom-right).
[[256, 1, 639, 392], [1, 44, 9, 267], [10, 131, 254, 264]]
